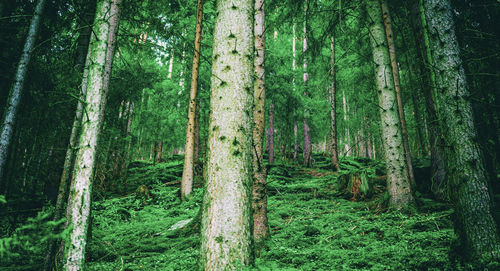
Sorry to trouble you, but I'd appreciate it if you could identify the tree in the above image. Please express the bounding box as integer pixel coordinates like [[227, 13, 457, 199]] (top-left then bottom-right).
[[64, 0, 121, 269], [329, 35, 339, 171], [420, 0, 500, 262], [302, 0, 312, 167], [181, 0, 204, 200], [380, 0, 415, 188], [252, 0, 270, 252], [0, 0, 46, 182], [199, 0, 254, 269], [366, 0, 414, 209]]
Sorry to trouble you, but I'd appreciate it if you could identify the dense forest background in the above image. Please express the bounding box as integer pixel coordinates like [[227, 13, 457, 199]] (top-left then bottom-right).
[[0, 0, 499, 270]]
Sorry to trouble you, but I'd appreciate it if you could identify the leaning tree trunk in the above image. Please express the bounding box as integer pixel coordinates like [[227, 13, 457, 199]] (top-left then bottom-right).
[[199, 0, 254, 269], [181, 0, 204, 200], [366, 0, 414, 209], [252, 0, 270, 252], [43, 2, 96, 270], [329, 35, 339, 171], [421, 0, 500, 262], [64, 0, 121, 270], [380, 0, 416, 188], [302, 0, 312, 167], [0, 0, 45, 182]]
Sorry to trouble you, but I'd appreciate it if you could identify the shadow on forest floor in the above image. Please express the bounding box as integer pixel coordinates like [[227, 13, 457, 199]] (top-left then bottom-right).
[[85, 154, 461, 270]]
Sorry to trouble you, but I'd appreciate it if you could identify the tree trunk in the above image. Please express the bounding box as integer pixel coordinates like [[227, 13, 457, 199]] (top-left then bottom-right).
[[366, 0, 414, 209], [0, 0, 45, 182], [267, 101, 274, 164], [409, 0, 447, 199], [421, 0, 500, 262], [302, 0, 312, 167], [199, 0, 254, 269], [329, 35, 339, 171], [181, 0, 204, 200], [64, 0, 121, 270], [252, 0, 269, 252], [44, 1, 96, 269], [380, 0, 416, 188], [292, 23, 298, 164]]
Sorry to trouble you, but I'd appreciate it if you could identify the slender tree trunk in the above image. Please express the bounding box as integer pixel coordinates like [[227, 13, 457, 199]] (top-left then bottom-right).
[[0, 0, 45, 182], [181, 0, 204, 200], [252, 0, 269, 252], [421, 0, 500, 262], [64, 1, 121, 270], [44, 2, 96, 269], [293, 118, 298, 163], [302, 0, 312, 167], [193, 103, 201, 167], [366, 0, 414, 209], [199, 0, 254, 269], [380, 0, 416, 188], [329, 35, 339, 171], [292, 23, 298, 163], [267, 101, 274, 164]]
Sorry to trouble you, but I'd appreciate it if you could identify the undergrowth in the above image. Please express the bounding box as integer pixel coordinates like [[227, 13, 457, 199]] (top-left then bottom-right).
[[84, 156, 460, 270]]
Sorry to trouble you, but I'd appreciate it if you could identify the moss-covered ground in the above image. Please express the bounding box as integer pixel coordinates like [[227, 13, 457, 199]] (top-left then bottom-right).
[[83, 155, 464, 270]]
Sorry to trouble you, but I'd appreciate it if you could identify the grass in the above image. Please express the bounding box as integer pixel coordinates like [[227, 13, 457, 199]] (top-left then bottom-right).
[[85, 155, 460, 270]]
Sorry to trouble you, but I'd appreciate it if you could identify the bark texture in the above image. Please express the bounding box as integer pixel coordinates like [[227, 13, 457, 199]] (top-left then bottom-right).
[[421, 0, 500, 262], [64, 0, 121, 269], [329, 36, 339, 172], [181, 0, 204, 200], [380, 0, 416, 188], [0, 0, 45, 182], [199, 0, 254, 269], [252, 0, 270, 251], [366, 0, 414, 209]]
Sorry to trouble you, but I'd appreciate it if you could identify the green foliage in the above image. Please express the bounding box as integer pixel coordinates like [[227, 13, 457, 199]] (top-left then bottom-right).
[[84, 157, 462, 270], [0, 207, 67, 270]]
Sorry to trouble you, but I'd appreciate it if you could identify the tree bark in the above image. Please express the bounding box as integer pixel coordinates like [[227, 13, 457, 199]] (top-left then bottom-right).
[[252, 0, 269, 252], [292, 23, 298, 164], [0, 0, 45, 182], [366, 0, 414, 209], [64, 0, 121, 270], [420, 0, 500, 262], [44, 2, 96, 270], [380, 0, 416, 188], [199, 0, 254, 269], [302, 0, 312, 167], [181, 0, 204, 200], [329, 35, 339, 171]]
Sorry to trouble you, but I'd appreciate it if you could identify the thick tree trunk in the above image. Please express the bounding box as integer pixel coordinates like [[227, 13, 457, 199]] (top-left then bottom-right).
[[302, 0, 312, 167], [409, 0, 447, 199], [252, 0, 269, 252], [181, 0, 204, 200], [267, 101, 274, 164], [64, 0, 121, 270], [421, 0, 500, 262], [366, 0, 414, 209], [44, 2, 96, 269], [0, 0, 45, 182], [380, 0, 416, 188], [199, 0, 254, 269], [329, 35, 339, 171]]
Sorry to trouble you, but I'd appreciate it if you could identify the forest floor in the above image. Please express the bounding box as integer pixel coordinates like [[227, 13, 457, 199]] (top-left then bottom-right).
[[86, 155, 460, 270]]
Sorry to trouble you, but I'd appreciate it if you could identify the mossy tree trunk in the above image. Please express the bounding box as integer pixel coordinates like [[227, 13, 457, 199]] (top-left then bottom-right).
[[366, 0, 414, 209], [252, 0, 270, 252], [421, 0, 500, 262], [380, 0, 416, 188], [199, 0, 254, 269], [181, 0, 204, 200], [0, 0, 45, 182], [64, 0, 121, 270]]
